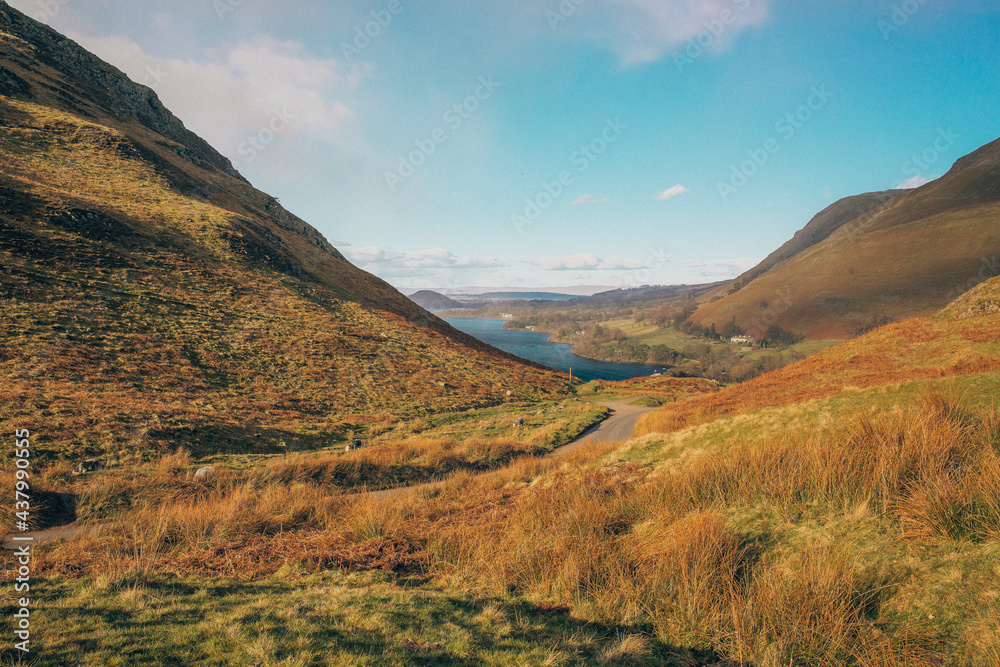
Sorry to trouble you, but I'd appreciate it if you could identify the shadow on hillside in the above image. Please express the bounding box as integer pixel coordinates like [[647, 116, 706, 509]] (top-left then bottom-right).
[[13, 575, 742, 666]]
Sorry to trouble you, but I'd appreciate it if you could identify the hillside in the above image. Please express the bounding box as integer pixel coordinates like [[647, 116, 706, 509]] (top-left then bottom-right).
[[940, 273, 1000, 320], [407, 289, 462, 310], [639, 279, 1000, 436], [585, 282, 723, 304], [693, 138, 1000, 338], [13, 274, 1000, 667], [721, 190, 901, 295], [0, 5, 571, 459]]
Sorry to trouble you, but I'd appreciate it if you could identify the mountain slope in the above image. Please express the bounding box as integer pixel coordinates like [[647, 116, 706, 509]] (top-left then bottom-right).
[[721, 190, 902, 295], [408, 290, 462, 310], [692, 138, 1000, 338], [0, 5, 570, 458], [939, 273, 1000, 321], [639, 279, 1000, 437]]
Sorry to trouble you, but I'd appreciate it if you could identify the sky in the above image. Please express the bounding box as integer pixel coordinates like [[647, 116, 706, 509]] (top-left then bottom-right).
[[8, 0, 1000, 293]]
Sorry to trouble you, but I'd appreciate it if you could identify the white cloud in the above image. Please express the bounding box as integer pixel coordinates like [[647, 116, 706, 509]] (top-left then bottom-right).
[[67, 32, 370, 166], [528, 254, 648, 271], [896, 174, 938, 189], [346, 247, 504, 271], [597, 256, 648, 270], [686, 258, 759, 278], [603, 0, 773, 64], [571, 194, 610, 206], [656, 184, 691, 201]]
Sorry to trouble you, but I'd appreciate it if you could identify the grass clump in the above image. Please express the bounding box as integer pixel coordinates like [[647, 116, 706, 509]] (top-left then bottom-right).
[[6, 389, 999, 664]]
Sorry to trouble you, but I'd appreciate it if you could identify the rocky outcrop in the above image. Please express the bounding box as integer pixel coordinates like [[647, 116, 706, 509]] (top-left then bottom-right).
[[941, 276, 1000, 321], [0, 2, 345, 262], [0, 3, 244, 181]]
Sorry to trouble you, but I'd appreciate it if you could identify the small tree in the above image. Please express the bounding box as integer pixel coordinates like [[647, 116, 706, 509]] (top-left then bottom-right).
[[721, 318, 745, 339], [763, 325, 802, 348]]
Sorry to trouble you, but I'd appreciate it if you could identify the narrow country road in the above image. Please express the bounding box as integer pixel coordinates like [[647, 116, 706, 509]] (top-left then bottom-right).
[[370, 396, 654, 499], [2, 397, 655, 547], [548, 397, 653, 458]]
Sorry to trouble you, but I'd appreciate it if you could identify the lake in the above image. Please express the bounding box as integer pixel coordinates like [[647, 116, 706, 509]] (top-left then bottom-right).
[[443, 317, 669, 382]]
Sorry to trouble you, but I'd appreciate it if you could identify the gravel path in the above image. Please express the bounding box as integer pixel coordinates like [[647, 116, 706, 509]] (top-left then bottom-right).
[[2, 397, 655, 545], [369, 396, 653, 499]]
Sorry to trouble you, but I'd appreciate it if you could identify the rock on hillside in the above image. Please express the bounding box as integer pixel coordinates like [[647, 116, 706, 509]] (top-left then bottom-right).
[[940, 274, 1000, 320]]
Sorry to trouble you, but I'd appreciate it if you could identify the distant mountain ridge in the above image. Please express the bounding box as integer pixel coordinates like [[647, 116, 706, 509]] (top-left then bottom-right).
[[692, 136, 1000, 339], [408, 290, 462, 310]]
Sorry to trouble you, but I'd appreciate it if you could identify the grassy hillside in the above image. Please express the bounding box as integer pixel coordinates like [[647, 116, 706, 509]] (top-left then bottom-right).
[[408, 290, 463, 311], [638, 306, 1000, 436], [693, 138, 1000, 339], [941, 273, 1000, 320], [8, 308, 1000, 665], [0, 7, 572, 459], [721, 189, 901, 295]]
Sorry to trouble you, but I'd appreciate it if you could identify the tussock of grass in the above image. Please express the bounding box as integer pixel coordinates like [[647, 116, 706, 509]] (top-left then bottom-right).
[[6, 390, 1000, 664]]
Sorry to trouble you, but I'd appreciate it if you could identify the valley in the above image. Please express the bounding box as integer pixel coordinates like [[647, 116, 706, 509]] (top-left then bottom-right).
[[1, 2, 999, 666]]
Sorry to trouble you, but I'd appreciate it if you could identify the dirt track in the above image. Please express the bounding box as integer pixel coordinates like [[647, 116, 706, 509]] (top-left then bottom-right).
[[2, 522, 106, 550], [369, 396, 653, 499], [2, 397, 654, 546], [548, 397, 652, 457]]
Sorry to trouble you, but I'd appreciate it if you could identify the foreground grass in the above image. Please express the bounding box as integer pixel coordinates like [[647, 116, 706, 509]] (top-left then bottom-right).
[[0, 399, 609, 531], [1, 570, 701, 666], [4, 382, 999, 665]]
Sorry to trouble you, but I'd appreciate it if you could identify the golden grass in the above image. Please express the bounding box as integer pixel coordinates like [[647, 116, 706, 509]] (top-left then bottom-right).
[[637, 315, 1000, 437], [5, 387, 1000, 664]]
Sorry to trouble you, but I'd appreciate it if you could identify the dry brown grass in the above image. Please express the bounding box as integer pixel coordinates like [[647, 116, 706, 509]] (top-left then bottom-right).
[[8, 391, 999, 664], [637, 315, 1000, 437], [723, 548, 937, 666]]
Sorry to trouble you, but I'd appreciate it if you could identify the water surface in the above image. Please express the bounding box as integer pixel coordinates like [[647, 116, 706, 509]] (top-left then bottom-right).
[[444, 317, 667, 383]]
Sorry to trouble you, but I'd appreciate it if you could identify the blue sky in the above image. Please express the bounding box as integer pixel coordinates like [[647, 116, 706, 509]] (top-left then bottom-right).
[[10, 0, 1000, 292]]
